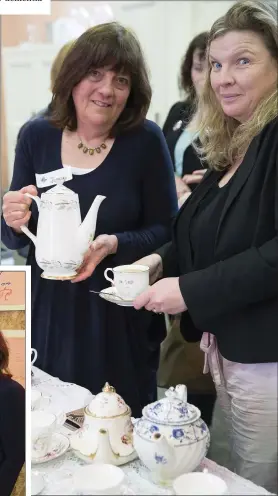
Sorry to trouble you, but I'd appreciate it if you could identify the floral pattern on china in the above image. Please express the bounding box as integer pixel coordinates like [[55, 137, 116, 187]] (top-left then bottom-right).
[[133, 384, 210, 486], [20, 182, 106, 280], [70, 382, 137, 466]]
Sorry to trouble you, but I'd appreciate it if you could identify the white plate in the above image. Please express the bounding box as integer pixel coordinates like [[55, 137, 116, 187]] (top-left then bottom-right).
[[31, 472, 45, 495], [99, 287, 135, 307], [32, 432, 70, 465]]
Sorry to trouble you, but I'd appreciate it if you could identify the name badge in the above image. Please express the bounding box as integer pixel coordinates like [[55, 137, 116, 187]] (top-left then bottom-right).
[[36, 167, 72, 188]]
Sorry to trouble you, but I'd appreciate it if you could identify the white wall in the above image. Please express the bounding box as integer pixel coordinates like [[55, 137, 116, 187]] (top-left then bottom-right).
[[190, 1, 235, 35]]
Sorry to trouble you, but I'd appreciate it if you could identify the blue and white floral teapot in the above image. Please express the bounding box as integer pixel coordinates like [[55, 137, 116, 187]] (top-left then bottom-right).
[[133, 384, 210, 486]]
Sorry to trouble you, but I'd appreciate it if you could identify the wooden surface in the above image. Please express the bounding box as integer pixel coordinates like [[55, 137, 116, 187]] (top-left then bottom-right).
[[0, 310, 25, 329], [11, 464, 25, 496]]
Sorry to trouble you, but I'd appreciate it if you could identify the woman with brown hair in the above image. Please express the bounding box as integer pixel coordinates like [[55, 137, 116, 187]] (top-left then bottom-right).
[[0, 332, 25, 496], [1, 22, 177, 417]]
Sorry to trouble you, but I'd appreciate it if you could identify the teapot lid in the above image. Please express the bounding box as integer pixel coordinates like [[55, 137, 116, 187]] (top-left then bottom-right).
[[143, 385, 200, 425], [45, 184, 76, 196], [87, 383, 129, 418]]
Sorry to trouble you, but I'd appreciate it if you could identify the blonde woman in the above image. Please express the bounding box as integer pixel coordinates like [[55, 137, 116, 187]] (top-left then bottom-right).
[[134, 0, 278, 492]]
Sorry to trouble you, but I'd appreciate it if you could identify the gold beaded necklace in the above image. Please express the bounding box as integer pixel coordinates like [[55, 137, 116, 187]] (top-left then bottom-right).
[[77, 137, 107, 156]]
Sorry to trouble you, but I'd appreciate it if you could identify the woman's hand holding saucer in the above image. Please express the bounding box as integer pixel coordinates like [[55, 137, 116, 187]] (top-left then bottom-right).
[[133, 277, 187, 315]]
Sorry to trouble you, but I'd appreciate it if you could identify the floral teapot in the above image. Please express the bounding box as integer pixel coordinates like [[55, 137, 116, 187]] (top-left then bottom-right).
[[70, 383, 137, 466], [133, 385, 210, 486], [20, 183, 105, 280]]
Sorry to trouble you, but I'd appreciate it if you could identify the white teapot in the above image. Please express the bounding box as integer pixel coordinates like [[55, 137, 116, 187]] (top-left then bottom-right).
[[20, 184, 105, 280], [70, 383, 137, 466], [133, 385, 210, 486]]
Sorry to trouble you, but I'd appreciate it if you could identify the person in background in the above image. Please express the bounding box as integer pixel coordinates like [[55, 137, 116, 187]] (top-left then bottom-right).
[[158, 30, 216, 430], [163, 32, 209, 207], [1, 22, 177, 418], [134, 0, 278, 492], [0, 332, 25, 496]]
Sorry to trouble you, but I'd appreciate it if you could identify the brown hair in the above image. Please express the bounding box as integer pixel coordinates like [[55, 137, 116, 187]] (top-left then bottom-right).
[[50, 22, 152, 136], [0, 332, 11, 377], [179, 32, 209, 101], [50, 40, 75, 92]]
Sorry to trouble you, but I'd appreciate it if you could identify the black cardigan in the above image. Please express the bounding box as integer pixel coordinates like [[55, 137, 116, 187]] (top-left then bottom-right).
[[0, 376, 25, 496], [162, 100, 204, 180], [157, 116, 278, 363]]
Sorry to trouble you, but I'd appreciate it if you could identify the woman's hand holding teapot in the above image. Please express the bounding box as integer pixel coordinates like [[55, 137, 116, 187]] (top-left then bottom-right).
[[2, 185, 38, 233]]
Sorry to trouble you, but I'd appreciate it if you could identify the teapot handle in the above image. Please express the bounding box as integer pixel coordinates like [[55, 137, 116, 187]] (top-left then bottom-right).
[[20, 225, 37, 245], [24, 192, 41, 211], [20, 193, 41, 243]]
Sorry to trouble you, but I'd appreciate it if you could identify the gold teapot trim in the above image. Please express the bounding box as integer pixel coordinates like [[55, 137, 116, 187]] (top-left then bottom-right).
[[84, 405, 131, 419]]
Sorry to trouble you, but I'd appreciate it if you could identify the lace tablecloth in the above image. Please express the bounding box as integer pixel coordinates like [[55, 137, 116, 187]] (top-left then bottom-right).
[[31, 367, 271, 495]]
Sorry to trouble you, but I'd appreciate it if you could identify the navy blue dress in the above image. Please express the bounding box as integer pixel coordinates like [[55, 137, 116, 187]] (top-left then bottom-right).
[[2, 118, 177, 417], [0, 375, 25, 496]]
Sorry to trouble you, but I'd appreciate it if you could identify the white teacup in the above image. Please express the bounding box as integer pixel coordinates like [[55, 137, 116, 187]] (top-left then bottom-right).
[[173, 472, 228, 495], [73, 464, 126, 495], [104, 264, 149, 301], [31, 389, 51, 411], [31, 348, 38, 366], [31, 410, 65, 459]]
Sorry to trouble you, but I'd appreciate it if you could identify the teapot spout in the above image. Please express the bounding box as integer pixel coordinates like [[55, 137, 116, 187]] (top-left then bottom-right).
[[78, 195, 106, 253], [95, 428, 119, 464], [153, 432, 176, 472]]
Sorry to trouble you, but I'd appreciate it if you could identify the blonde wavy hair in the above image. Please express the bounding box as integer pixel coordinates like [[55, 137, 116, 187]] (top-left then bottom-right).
[[190, 0, 278, 170]]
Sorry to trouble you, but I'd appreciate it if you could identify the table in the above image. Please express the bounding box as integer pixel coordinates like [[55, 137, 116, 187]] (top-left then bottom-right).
[[31, 367, 272, 495]]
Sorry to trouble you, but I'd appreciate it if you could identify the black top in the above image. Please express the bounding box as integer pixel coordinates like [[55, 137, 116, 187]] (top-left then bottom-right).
[[157, 117, 278, 364], [0, 376, 25, 496], [162, 100, 204, 182], [190, 178, 236, 270], [1, 117, 177, 418]]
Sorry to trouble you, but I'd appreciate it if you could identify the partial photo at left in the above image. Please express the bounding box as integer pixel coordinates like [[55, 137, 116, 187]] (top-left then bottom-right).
[[0, 268, 29, 496]]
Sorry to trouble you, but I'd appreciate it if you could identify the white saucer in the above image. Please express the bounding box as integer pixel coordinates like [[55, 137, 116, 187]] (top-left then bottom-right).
[[32, 432, 70, 465], [99, 287, 134, 307], [31, 472, 45, 495]]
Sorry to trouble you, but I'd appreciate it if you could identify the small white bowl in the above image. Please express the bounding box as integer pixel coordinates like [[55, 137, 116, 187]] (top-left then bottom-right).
[[173, 471, 228, 495], [73, 463, 125, 495]]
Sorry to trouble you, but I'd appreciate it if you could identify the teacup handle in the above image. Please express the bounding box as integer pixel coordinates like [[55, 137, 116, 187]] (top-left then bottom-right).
[[104, 268, 114, 285], [31, 348, 38, 365]]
